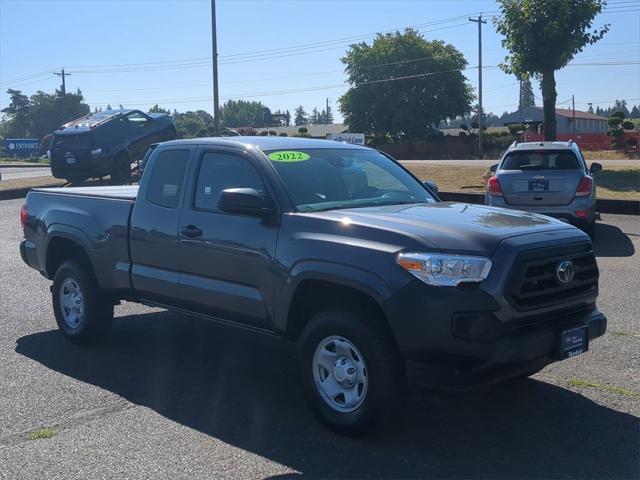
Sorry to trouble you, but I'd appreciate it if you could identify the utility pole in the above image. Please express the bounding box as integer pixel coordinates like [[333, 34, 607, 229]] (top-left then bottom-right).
[[326, 98, 330, 124], [54, 68, 71, 95], [211, 0, 220, 136], [572, 94, 575, 134], [469, 14, 486, 157]]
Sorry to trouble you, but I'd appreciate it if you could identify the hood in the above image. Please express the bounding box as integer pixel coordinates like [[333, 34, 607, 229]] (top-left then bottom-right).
[[312, 202, 577, 255]]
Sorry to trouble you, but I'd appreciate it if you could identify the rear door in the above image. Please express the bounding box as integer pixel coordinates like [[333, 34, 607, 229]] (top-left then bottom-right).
[[176, 148, 279, 330], [498, 150, 585, 206], [130, 147, 192, 303]]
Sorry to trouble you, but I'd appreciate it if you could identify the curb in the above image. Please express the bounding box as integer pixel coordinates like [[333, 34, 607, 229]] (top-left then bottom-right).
[[0, 181, 64, 201], [0, 163, 50, 168], [438, 191, 640, 216]]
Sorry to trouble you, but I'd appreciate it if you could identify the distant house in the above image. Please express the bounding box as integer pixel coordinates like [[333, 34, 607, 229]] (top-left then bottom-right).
[[255, 123, 348, 138], [501, 106, 608, 134]]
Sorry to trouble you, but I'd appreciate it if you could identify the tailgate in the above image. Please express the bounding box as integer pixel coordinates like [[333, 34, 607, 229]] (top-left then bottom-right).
[[500, 170, 583, 206]]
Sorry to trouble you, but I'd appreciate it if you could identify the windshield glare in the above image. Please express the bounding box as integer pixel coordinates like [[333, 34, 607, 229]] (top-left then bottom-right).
[[266, 148, 435, 212], [501, 150, 582, 171]]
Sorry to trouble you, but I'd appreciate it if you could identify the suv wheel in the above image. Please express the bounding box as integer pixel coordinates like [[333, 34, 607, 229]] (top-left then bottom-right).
[[298, 309, 406, 435], [52, 260, 113, 344], [112, 153, 131, 184]]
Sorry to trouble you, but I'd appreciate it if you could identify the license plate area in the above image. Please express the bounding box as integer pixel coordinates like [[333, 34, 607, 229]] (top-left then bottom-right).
[[558, 326, 589, 359], [65, 156, 76, 164], [529, 179, 548, 191]]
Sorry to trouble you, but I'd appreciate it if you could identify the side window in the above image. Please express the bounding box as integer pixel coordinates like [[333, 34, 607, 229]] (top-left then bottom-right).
[[147, 150, 190, 209], [126, 111, 150, 129], [194, 152, 264, 211]]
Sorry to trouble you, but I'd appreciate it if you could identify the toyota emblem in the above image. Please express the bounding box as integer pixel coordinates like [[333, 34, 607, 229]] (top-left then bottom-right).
[[556, 260, 575, 284]]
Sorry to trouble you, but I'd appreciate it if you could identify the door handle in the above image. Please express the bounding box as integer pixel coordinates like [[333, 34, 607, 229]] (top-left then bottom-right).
[[180, 225, 203, 238]]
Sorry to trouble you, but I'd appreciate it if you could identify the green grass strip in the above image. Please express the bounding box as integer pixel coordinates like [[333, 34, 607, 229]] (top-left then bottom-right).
[[569, 379, 640, 397]]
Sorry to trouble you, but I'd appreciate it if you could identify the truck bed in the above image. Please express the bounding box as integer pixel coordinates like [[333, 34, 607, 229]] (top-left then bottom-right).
[[23, 185, 137, 292], [33, 185, 139, 200]]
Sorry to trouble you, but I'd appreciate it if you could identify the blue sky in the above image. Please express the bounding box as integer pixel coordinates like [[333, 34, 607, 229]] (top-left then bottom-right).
[[1, 0, 639, 122]]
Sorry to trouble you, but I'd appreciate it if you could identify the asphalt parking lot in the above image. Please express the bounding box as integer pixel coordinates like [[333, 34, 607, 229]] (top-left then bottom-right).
[[0, 197, 638, 480]]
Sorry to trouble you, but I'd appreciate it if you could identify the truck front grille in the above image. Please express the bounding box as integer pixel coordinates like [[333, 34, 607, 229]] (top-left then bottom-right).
[[507, 242, 598, 310]]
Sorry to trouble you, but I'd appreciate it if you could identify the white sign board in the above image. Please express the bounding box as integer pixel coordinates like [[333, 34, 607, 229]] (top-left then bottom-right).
[[327, 133, 365, 145]]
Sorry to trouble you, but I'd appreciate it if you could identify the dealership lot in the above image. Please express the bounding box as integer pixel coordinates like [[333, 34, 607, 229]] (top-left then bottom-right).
[[0, 197, 638, 479]]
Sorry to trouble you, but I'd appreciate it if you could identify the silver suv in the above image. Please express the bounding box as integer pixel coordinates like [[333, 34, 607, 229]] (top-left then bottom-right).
[[485, 141, 602, 237]]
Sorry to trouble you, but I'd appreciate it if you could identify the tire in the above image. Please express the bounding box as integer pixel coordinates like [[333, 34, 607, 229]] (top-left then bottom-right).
[[111, 153, 131, 184], [52, 260, 113, 344], [298, 309, 406, 435]]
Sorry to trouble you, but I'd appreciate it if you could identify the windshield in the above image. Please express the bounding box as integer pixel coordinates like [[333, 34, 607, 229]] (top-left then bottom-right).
[[265, 148, 436, 212], [501, 150, 582, 171]]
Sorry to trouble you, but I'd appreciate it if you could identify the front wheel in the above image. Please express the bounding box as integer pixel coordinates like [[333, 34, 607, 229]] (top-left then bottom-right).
[[52, 260, 113, 344], [298, 309, 406, 435]]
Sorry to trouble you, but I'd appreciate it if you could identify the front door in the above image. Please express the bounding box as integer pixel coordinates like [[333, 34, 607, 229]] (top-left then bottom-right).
[[177, 149, 279, 330]]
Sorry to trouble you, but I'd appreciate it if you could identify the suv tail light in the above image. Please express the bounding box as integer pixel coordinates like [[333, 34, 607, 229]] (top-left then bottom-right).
[[20, 204, 27, 230], [487, 176, 503, 196], [575, 176, 593, 197]]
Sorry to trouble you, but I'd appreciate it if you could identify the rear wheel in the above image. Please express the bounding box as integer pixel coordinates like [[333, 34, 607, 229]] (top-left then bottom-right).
[[298, 309, 406, 435], [52, 260, 113, 344], [111, 153, 131, 184]]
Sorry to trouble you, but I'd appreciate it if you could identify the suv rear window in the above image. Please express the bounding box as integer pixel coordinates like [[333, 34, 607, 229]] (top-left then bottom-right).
[[52, 134, 93, 149], [501, 150, 581, 170]]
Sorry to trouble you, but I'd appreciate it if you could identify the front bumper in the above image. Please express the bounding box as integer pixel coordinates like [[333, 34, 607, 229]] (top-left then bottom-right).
[[383, 235, 605, 386]]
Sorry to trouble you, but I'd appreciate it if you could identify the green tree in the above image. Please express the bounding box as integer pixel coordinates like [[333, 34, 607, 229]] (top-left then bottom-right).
[[219, 100, 272, 128], [1, 89, 30, 137], [173, 110, 214, 138], [495, 0, 608, 140], [518, 77, 535, 109], [1, 88, 89, 139], [293, 105, 308, 126], [149, 104, 170, 114], [339, 29, 473, 140], [29, 89, 90, 138], [309, 107, 320, 125]]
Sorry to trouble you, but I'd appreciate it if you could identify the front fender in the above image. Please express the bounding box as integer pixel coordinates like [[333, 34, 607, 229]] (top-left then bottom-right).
[[273, 260, 393, 333]]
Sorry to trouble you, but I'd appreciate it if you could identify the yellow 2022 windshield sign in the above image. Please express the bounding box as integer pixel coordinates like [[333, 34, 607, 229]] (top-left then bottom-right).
[[267, 151, 310, 162]]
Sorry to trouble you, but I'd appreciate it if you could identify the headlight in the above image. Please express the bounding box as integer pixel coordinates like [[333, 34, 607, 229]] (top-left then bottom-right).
[[91, 148, 103, 157], [46, 150, 51, 159], [396, 252, 492, 286]]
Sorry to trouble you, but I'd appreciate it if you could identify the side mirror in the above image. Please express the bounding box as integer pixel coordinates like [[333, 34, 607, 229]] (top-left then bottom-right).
[[423, 180, 438, 194], [590, 162, 603, 174], [217, 188, 273, 215], [489, 163, 498, 173]]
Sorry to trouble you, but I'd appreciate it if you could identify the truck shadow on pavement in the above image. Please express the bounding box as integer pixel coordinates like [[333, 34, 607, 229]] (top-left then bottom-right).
[[16, 310, 639, 479], [594, 222, 635, 257]]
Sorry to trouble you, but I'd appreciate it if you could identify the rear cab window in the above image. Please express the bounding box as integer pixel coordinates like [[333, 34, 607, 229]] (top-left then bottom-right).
[[500, 150, 582, 171], [146, 149, 190, 208], [52, 134, 93, 149]]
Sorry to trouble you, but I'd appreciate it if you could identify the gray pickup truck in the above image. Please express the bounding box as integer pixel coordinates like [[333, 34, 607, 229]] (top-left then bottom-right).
[[20, 137, 606, 434]]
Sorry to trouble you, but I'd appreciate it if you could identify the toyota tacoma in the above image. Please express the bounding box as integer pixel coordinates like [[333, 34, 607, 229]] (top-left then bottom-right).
[[20, 137, 606, 434]]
